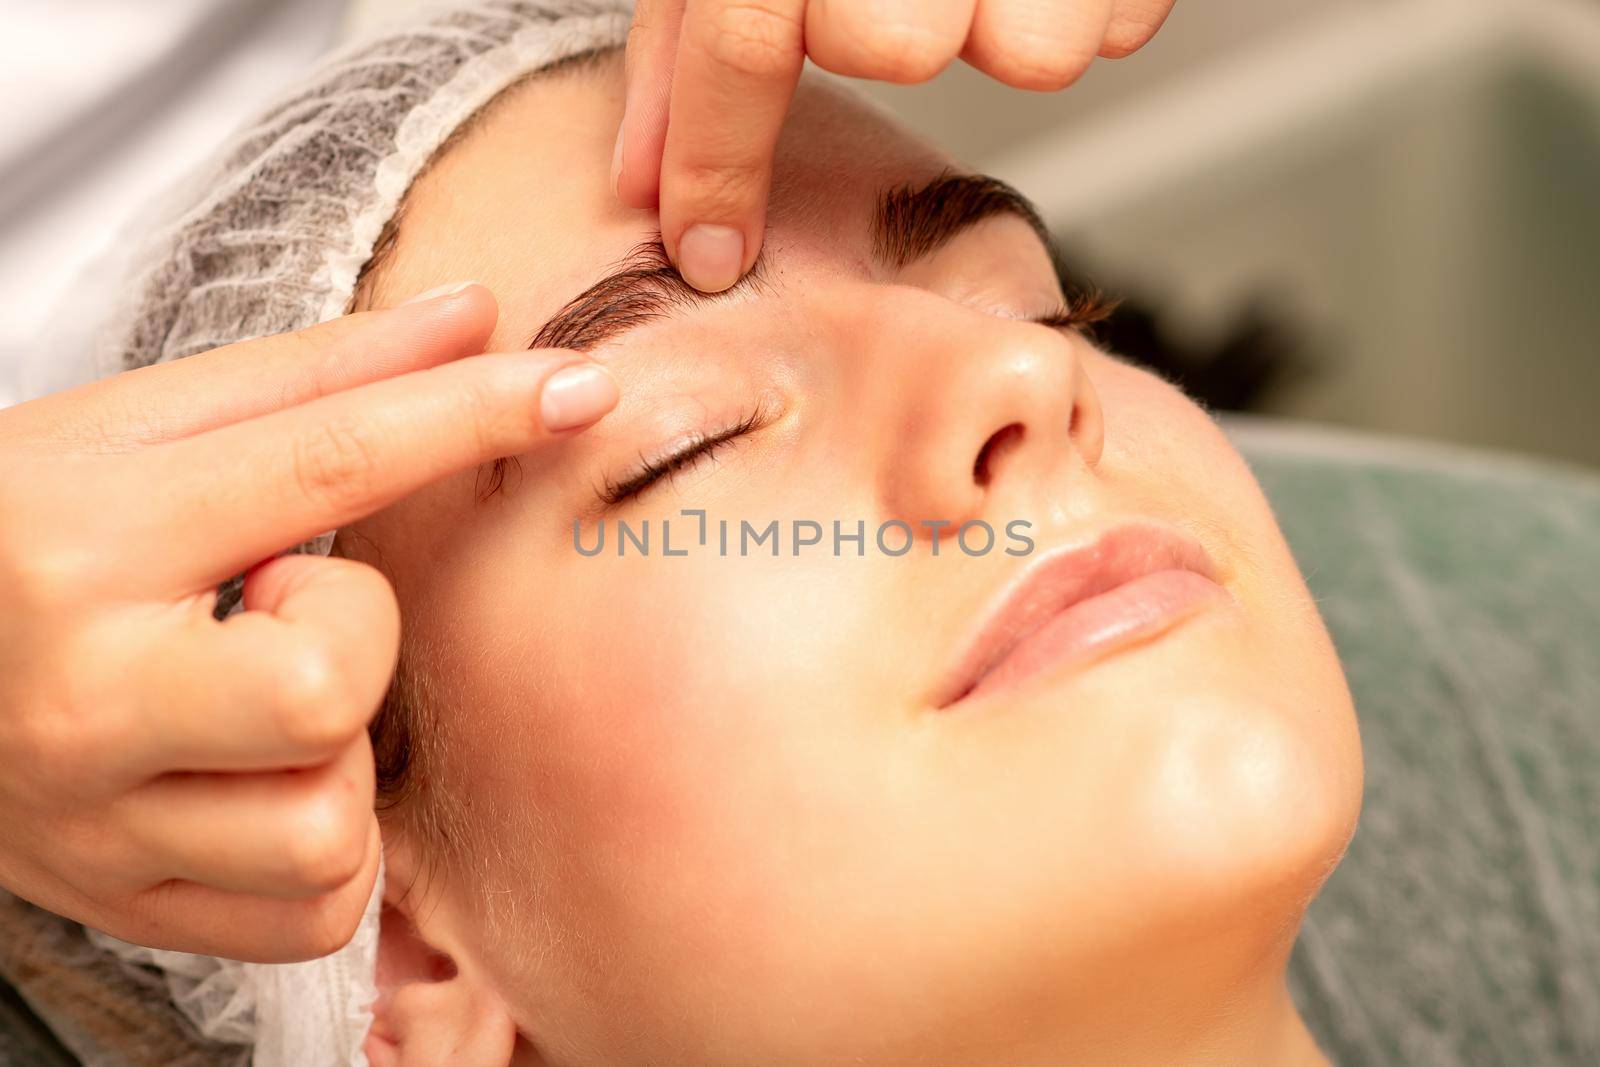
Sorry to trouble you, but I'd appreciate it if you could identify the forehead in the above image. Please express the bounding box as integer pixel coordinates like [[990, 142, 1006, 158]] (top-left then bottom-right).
[[383, 56, 953, 350]]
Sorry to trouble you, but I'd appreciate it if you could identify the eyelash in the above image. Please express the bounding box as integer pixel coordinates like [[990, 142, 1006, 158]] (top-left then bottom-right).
[[1036, 287, 1118, 332], [601, 405, 767, 505], [594, 290, 1113, 506]]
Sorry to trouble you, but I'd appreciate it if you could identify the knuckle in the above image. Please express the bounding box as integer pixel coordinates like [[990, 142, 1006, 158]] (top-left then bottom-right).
[[281, 322, 333, 361], [353, 561, 401, 628], [297, 887, 368, 958], [98, 905, 160, 949], [273, 648, 362, 752], [291, 416, 382, 515], [360, 576, 402, 663], [4, 543, 89, 609], [54, 816, 119, 878], [123, 880, 211, 949], [7, 720, 63, 796], [14, 680, 109, 797], [703, 2, 804, 79], [296, 917, 352, 961], [23, 715, 78, 785], [679, 160, 764, 215], [853, 19, 950, 82], [458, 373, 521, 459], [283, 795, 368, 893], [997, 32, 1093, 90]]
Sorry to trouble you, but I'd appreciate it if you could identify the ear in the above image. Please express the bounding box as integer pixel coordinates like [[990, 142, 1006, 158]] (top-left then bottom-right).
[[363, 839, 516, 1067]]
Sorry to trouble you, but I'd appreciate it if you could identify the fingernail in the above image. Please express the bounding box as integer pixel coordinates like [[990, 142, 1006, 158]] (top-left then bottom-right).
[[540, 363, 618, 432], [677, 224, 745, 293], [402, 280, 477, 306], [609, 118, 625, 198]]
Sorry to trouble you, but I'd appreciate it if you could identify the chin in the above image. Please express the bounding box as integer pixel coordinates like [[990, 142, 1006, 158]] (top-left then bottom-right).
[[1035, 608, 1363, 922], [1128, 680, 1362, 940]]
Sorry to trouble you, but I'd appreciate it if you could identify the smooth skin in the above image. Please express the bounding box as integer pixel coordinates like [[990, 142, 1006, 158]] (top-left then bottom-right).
[[0, 0, 1179, 966], [346, 59, 1362, 1066], [0, 286, 617, 962], [616, 0, 1179, 291]]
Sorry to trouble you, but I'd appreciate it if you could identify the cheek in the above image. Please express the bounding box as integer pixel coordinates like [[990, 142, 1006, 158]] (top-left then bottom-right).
[[449, 551, 803, 846], [1090, 355, 1326, 642], [433, 543, 896, 1017], [1081, 356, 1364, 908], [1092, 360, 1259, 522]]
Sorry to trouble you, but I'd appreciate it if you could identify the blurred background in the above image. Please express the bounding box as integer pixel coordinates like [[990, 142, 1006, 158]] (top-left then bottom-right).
[[2, 0, 1596, 469], [855, 0, 1600, 471]]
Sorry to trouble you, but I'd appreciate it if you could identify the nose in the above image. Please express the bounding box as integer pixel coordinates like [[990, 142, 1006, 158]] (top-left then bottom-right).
[[857, 286, 1105, 528]]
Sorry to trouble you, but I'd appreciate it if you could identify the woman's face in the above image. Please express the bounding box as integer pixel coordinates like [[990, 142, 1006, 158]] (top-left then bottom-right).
[[349, 57, 1362, 1065]]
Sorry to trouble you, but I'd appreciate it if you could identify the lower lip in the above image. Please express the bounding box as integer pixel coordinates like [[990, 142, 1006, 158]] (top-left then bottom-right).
[[963, 569, 1227, 703]]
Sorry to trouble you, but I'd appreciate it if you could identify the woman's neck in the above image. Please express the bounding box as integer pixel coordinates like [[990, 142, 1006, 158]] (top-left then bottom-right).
[[1059, 904, 1333, 1067], [1075, 975, 1331, 1067], [997, 960, 1329, 1067], [1220, 979, 1331, 1067]]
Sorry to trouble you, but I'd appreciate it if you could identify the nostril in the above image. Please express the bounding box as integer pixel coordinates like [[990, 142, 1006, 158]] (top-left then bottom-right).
[[974, 423, 1025, 486]]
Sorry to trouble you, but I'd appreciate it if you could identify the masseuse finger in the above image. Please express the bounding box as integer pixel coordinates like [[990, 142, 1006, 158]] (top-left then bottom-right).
[[614, 0, 687, 207], [118, 732, 376, 899], [20, 284, 497, 451], [1100, 0, 1177, 58], [803, 0, 975, 83], [126, 815, 381, 962], [962, 0, 1115, 91], [659, 0, 807, 293], [119, 349, 616, 594], [128, 555, 399, 775]]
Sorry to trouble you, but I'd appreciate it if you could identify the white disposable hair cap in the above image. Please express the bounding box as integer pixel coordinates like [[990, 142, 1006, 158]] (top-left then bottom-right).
[[78, 3, 633, 1065]]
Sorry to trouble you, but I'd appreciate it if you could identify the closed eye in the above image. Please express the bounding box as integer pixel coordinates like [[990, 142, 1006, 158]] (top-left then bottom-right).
[[599, 406, 767, 506], [591, 287, 1107, 508], [1032, 288, 1118, 332]]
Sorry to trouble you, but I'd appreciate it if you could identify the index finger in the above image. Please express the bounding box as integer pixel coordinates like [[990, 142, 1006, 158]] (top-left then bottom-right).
[[119, 350, 618, 593], [658, 0, 807, 294], [7, 283, 497, 452]]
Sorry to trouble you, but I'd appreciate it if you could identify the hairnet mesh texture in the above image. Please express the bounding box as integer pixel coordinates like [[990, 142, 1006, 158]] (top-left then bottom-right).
[[57, 4, 634, 1066], [105, 0, 632, 375]]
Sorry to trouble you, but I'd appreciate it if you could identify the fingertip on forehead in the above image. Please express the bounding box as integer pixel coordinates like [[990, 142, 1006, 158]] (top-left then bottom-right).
[[361, 48, 958, 360]]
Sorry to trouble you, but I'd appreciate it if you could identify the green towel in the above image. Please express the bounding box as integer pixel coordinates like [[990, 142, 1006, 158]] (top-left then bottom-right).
[[1232, 423, 1600, 1066]]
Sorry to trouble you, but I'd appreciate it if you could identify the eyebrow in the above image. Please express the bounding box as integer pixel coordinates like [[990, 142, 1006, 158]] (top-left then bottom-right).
[[526, 171, 1049, 352], [527, 237, 765, 351], [874, 170, 1049, 268]]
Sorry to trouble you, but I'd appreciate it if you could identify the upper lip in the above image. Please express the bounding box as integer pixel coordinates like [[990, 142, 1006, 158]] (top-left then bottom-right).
[[936, 521, 1219, 707]]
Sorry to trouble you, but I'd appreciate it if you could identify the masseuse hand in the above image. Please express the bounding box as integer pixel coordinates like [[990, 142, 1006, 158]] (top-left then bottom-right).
[[0, 285, 616, 962], [615, 0, 1177, 292]]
